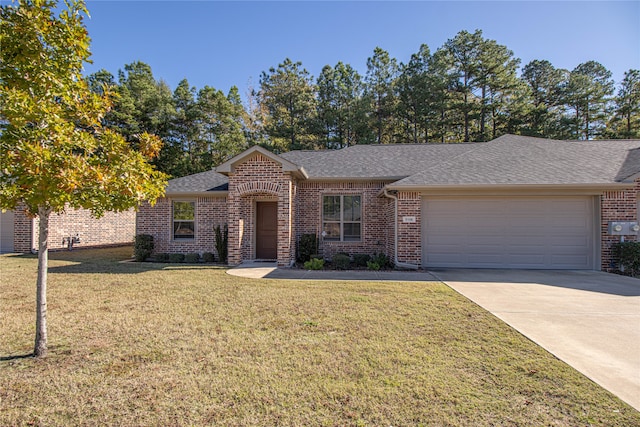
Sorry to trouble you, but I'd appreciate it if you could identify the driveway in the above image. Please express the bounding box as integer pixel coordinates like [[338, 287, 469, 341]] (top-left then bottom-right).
[[432, 269, 640, 411]]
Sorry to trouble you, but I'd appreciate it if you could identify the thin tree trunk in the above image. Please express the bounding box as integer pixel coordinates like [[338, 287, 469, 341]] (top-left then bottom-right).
[[34, 206, 51, 357]]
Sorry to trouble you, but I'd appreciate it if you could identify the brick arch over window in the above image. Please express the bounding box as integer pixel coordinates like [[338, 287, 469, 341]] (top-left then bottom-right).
[[235, 181, 281, 197]]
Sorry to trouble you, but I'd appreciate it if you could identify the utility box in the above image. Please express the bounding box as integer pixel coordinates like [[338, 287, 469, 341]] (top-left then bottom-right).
[[608, 221, 640, 235]]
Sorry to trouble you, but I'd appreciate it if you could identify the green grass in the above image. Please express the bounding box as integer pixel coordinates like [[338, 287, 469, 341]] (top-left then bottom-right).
[[1, 247, 638, 426]]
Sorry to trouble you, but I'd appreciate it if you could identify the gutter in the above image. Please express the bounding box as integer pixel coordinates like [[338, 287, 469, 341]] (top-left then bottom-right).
[[382, 188, 419, 270]]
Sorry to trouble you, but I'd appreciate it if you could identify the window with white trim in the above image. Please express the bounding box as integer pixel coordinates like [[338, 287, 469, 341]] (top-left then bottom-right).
[[173, 201, 195, 240], [322, 195, 361, 241]]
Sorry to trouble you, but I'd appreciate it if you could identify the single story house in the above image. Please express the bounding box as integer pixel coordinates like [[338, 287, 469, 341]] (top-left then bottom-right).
[[136, 134, 640, 271], [0, 207, 136, 254]]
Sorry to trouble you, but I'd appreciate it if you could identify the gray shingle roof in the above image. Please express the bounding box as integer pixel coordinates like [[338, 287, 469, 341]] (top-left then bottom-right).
[[390, 134, 640, 187], [279, 143, 476, 179], [166, 169, 228, 194], [166, 135, 640, 193]]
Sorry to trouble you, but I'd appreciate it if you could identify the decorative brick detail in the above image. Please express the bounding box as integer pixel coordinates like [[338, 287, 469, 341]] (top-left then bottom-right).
[[137, 196, 227, 259], [236, 181, 280, 196], [13, 204, 136, 253], [295, 181, 392, 261], [601, 179, 640, 271]]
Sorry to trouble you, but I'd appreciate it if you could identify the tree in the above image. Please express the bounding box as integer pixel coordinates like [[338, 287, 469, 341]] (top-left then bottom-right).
[[259, 58, 318, 152], [521, 60, 567, 137], [194, 85, 247, 168], [316, 62, 368, 148], [562, 61, 615, 140], [396, 44, 432, 143], [0, 0, 167, 357], [365, 47, 398, 144], [608, 69, 640, 138]]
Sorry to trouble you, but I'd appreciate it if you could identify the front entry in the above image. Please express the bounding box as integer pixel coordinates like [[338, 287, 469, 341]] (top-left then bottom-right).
[[256, 201, 277, 260]]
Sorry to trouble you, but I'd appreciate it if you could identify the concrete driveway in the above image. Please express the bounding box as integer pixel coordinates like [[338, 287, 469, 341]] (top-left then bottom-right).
[[432, 269, 640, 411]]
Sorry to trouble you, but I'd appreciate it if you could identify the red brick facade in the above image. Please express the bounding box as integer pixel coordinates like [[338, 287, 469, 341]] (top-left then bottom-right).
[[600, 179, 640, 270], [12, 206, 136, 253], [295, 181, 393, 261], [137, 196, 228, 258], [226, 153, 296, 266]]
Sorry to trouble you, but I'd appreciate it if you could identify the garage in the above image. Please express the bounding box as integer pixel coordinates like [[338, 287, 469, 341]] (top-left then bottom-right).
[[0, 210, 15, 253], [422, 197, 596, 269]]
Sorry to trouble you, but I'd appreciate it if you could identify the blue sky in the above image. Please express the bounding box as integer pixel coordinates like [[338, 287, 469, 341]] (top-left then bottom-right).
[[82, 1, 640, 98]]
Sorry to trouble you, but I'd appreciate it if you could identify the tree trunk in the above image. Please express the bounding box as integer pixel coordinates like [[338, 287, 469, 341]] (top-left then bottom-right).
[[34, 206, 51, 357]]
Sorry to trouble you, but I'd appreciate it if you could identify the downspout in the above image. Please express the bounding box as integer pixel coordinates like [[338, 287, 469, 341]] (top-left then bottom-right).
[[382, 188, 419, 270]]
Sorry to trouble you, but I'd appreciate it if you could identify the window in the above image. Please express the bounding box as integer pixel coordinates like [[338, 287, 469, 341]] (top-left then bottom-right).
[[322, 195, 361, 241], [173, 201, 195, 240]]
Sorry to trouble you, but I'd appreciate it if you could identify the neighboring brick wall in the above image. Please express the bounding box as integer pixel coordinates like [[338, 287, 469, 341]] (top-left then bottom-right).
[[295, 181, 392, 261], [136, 196, 228, 259], [13, 205, 136, 252], [601, 179, 640, 271], [13, 205, 33, 253], [396, 191, 422, 265], [227, 153, 294, 266]]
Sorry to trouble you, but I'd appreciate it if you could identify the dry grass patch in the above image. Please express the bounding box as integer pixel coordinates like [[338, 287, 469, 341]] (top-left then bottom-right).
[[1, 247, 638, 426]]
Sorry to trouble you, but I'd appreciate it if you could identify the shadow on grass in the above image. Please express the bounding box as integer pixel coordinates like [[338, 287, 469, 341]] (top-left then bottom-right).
[[0, 353, 33, 362]]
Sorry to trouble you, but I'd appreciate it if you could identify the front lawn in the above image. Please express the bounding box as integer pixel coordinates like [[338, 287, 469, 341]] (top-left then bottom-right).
[[1, 247, 637, 426]]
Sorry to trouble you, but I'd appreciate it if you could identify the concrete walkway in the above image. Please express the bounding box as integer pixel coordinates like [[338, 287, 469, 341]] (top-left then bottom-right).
[[228, 263, 640, 411], [227, 261, 440, 281]]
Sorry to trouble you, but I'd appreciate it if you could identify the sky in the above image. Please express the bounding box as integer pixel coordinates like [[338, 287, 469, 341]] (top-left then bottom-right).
[[81, 1, 640, 99]]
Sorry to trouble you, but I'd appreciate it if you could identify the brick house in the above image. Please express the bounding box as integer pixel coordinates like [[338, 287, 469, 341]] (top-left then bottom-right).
[[136, 134, 640, 271], [0, 206, 136, 254]]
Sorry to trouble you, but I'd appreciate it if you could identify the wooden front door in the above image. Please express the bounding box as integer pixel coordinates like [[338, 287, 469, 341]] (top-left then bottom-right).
[[256, 202, 278, 260]]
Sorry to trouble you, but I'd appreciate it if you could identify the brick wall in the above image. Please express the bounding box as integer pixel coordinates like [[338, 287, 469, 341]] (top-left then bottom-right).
[[295, 181, 392, 261], [136, 196, 228, 259], [601, 179, 640, 270], [13, 205, 136, 253], [226, 153, 295, 266], [396, 191, 422, 265]]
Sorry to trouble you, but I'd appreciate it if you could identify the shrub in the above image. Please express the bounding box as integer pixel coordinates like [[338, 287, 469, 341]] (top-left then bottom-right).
[[371, 252, 391, 269], [184, 253, 200, 263], [304, 258, 325, 270], [298, 233, 318, 263], [169, 253, 185, 263], [155, 253, 170, 262], [353, 253, 371, 267], [613, 242, 640, 277], [133, 234, 154, 262], [367, 261, 380, 271], [202, 252, 215, 263], [332, 253, 351, 270], [215, 224, 228, 264]]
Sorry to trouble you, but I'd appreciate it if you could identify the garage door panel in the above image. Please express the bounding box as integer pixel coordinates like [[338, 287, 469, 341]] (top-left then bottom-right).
[[423, 197, 594, 270]]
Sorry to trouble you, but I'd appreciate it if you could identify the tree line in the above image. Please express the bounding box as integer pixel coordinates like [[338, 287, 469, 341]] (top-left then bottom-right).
[[89, 29, 640, 178]]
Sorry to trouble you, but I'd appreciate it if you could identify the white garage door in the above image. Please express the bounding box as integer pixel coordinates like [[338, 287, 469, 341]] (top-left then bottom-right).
[[0, 210, 15, 253], [423, 197, 595, 269]]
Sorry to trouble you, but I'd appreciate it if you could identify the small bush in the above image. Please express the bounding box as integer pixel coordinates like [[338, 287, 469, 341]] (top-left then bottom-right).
[[202, 252, 215, 263], [613, 241, 640, 277], [332, 253, 351, 270], [304, 258, 325, 270], [155, 253, 170, 262], [184, 253, 200, 263], [353, 253, 371, 267], [367, 261, 380, 271], [371, 252, 391, 269], [298, 234, 318, 263], [169, 253, 185, 263], [215, 224, 228, 264], [133, 234, 154, 262]]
